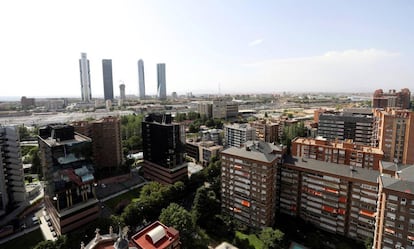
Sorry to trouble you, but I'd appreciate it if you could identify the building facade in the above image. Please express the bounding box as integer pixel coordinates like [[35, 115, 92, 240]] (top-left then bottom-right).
[[281, 157, 379, 240], [72, 117, 123, 171], [142, 113, 187, 184], [79, 53, 92, 102], [373, 88, 411, 109], [374, 109, 414, 164], [38, 125, 99, 235], [221, 141, 285, 228], [0, 126, 26, 215], [138, 59, 146, 100], [250, 120, 281, 144], [374, 161, 414, 249], [317, 109, 375, 146], [102, 59, 114, 101], [291, 137, 383, 170], [224, 123, 255, 148], [157, 63, 166, 100]]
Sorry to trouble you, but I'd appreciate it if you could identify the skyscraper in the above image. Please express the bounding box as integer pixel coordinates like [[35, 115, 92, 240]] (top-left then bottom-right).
[[119, 83, 125, 106], [102, 59, 114, 101], [157, 63, 166, 100], [138, 59, 145, 99], [79, 53, 92, 102]]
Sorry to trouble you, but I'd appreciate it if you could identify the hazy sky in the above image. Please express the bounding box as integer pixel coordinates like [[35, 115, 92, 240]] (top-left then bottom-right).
[[1, 0, 414, 98]]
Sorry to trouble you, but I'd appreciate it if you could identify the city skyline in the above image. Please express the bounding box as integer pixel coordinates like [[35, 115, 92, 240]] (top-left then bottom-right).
[[1, 1, 414, 98]]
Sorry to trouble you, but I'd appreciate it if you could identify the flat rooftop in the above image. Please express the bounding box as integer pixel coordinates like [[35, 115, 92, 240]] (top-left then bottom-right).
[[222, 141, 283, 163], [285, 156, 379, 184], [39, 133, 91, 147]]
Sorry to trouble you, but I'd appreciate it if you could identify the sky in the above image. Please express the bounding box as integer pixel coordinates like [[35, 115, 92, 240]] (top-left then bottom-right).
[[1, 0, 414, 98]]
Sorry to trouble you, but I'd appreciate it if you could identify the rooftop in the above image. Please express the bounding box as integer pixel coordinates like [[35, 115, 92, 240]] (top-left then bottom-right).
[[285, 156, 379, 183], [221, 140, 284, 163], [131, 221, 179, 249], [381, 163, 414, 193], [39, 133, 91, 147]]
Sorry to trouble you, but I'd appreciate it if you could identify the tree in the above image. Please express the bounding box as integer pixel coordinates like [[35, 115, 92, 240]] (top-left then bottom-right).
[[259, 227, 285, 249], [33, 235, 68, 249], [121, 201, 144, 229], [159, 203, 194, 248], [192, 186, 220, 228]]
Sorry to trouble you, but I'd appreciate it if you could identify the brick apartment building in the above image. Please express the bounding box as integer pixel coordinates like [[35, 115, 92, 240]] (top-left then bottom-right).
[[374, 108, 414, 165], [291, 137, 383, 170], [373, 88, 411, 109], [221, 140, 285, 228], [72, 116, 123, 170], [374, 161, 414, 249], [250, 120, 282, 144], [280, 157, 379, 240]]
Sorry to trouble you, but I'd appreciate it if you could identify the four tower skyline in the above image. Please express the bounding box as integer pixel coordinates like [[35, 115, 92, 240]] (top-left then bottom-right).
[[79, 53, 165, 102]]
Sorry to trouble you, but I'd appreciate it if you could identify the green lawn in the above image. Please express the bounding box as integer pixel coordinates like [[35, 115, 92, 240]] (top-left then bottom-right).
[[1, 228, 44, 249], [103, 188, 141, 211], [235, 231, 264, 249]]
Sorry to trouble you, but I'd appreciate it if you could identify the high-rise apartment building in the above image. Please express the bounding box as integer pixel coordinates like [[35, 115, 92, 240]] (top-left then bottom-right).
[[221, 141, 285, 228], [317, 108, 375, 146], [157, 63, 166, 100], [291, 137, 383, 170], [138, 59, 145, 100], [38, 125, 99, 235], [224, 123, 255, 148], [374, 161, 414, 249], [0, 126, 26, 215], [374, 109, 414, 164], [250, 120, 281, 143], [79, 53, 92, 102], [281, 157, 379, 240], [102, 59, 114, 101], [72, 117, 123, 171], [373, 88, 411, 109], [142, 113, 187, 184]]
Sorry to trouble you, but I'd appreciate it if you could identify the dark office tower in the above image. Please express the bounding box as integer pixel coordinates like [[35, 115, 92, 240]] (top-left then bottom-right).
[[317, 108, 375, 146], [157, 63, 166, 100], [142, 113, 187, 184], [102, 59, 114, 101], [138, 59, 145, 99], [79, 53, 92, 102], [38, 125, 99, 235]]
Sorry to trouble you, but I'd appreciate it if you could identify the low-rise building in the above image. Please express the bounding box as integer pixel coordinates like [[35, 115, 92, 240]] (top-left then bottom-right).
[[131, 221, 180, 249]]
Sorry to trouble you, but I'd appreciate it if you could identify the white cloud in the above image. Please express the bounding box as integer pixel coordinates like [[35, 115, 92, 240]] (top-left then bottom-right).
[[248, 39, 264, 47]]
